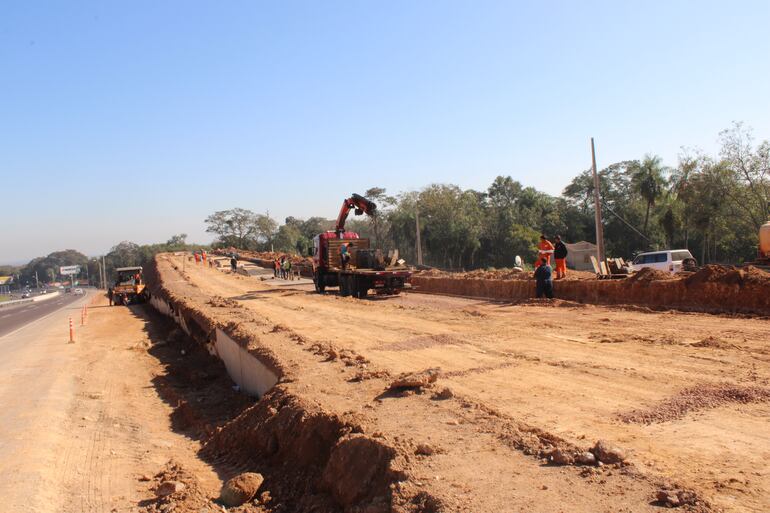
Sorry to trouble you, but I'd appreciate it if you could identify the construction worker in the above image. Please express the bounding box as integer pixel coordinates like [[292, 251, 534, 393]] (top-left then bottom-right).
[[194, 252, 200, 264], [537, 234, 554, 266], [340, 241, 352, 270], [273, 258, 280, 278], [553, 235, 568, 279], [534, 258, 554, 299], [282, 258, 292, 280], [230, 255, 237, 273]]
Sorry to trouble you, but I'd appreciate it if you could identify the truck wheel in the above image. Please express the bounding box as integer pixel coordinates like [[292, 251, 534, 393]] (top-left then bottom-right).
[[314, 272, 326, 294], [339, 275, 350, 297]]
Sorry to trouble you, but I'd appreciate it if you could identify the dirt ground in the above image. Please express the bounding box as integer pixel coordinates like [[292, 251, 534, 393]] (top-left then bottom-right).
[[154, 254, 770, 512], [1, 291, 262, 513]]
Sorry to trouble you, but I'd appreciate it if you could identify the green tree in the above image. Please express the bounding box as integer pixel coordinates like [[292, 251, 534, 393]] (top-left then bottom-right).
[[204, 209, 277, 250], [364, 187, 396, 249], [630, 155, 667, 237]]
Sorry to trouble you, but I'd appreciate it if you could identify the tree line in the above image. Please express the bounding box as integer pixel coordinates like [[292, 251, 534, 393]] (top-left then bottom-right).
[[4, 235, 206, 290], [206, 123, 769, 269], [5, 122, 766, 286]]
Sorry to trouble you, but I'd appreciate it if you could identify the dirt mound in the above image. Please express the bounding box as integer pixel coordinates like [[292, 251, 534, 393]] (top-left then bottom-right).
[[415, 267, 596, 281], [685, 264, 770, 287], [379, 334, 463, 352], [618, 384, 770, 424], [142, 461, 234, 513], [691, 336, 739, 350], [626, 267, 676, 283], [388, 368, 441, 390], [204, 387, 408, 513], [516, 298, 587, 308]]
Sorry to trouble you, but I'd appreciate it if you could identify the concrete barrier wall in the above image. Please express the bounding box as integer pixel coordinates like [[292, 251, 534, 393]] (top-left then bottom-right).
[[32, 291, 61, 302], [214, 328, 280, 396], [148, 293, 279, 397], [0, 291, 61, 309]]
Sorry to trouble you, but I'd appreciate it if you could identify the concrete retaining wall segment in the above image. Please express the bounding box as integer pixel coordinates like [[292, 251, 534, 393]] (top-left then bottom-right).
[[148, 294, 279, 397], [215, 328, 279, 397]]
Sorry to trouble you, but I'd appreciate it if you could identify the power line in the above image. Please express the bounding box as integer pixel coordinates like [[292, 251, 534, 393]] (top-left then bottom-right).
[[601, 201, 652, 242]]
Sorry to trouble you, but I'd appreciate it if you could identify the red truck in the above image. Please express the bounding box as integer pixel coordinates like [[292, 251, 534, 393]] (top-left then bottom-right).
[[311, 194, 411, 298]]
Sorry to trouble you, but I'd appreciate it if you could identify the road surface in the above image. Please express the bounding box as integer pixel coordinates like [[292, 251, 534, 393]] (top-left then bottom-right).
[[0, 292, 84, 338]]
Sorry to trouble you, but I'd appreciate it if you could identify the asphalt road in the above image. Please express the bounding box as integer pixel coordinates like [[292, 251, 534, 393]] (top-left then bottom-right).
[[0, 292, 86, 338]]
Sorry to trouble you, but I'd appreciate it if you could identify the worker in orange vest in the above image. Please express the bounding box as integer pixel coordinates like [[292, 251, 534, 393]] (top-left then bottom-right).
[[537, 234, 554, 266]]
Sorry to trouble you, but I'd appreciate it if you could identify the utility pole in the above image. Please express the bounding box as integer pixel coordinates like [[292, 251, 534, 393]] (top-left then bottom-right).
[[591, 137, 606, 262], [415, 210, 424, 266], [35, 271, 39, 290], [102, 255, 107, 289]]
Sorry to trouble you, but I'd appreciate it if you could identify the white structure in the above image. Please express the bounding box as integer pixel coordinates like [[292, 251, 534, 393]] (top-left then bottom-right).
[[565, 241, 598, 271]]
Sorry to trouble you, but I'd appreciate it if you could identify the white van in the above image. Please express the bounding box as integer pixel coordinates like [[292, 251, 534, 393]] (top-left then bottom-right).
[[631, 249, 695, 274]]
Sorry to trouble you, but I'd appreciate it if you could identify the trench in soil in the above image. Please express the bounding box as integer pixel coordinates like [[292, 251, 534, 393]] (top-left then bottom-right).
[[142, 288, 414, 513]]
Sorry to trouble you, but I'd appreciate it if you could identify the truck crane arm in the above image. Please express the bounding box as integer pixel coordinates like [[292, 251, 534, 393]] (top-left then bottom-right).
[[335, 193, 377, 234]]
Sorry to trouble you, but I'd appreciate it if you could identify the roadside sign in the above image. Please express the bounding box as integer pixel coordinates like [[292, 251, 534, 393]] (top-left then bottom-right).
[[60, 265, 81, 275]]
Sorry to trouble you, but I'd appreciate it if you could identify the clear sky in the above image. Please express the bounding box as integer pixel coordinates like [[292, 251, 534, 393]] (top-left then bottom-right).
[[2, 1, 769, 263]]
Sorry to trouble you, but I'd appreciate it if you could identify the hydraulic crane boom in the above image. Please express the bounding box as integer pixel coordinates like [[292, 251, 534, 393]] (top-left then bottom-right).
[[335, 193, 377, 235]]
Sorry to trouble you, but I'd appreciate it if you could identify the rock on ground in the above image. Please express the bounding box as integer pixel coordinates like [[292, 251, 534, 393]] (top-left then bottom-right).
[[156, 480, 185, 497], [220, 472, 265, 507], [547, 448, 574, 465], [388, 368, 440, 390], [431, 387, 454, 400], [591, 440, 626, 464]]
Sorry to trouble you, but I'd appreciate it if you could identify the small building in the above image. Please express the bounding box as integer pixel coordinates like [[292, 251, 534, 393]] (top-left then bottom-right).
[[0, 276, 13, 295], [565, 241, 598, 271]]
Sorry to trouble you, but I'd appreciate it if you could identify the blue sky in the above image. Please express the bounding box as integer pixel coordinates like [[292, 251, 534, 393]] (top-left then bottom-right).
[[2, 1, 769, 263]]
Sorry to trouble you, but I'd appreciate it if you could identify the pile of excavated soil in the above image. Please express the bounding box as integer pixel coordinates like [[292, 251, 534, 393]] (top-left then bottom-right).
[[625, 267, 676, 283], [414, 267, 596, 281], [691, 336, 739, 350], [214, 248, 312, 267], [685, 264, 770, 287], [515, 298, 588, 308], [411, 263, 770, 315], [618, 384, 770, 425]]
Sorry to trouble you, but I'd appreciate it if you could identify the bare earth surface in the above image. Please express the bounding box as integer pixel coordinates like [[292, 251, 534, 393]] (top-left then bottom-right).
[[0, 290, 238, 513], [160, 254, 770, 513]]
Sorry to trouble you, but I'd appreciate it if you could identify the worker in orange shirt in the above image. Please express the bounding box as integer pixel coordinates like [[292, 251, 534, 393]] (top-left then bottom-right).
[[537, 234, 554, 266]]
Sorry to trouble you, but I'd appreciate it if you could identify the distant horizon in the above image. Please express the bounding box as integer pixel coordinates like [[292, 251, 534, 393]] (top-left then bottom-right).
[[4, 1, 769, 263]]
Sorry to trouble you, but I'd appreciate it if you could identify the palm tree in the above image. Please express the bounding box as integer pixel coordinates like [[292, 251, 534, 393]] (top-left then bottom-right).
[[630, 155, 666, 236]]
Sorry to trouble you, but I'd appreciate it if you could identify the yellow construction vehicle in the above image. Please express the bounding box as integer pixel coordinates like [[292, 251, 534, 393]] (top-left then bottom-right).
[[109, 266, 147, 305]]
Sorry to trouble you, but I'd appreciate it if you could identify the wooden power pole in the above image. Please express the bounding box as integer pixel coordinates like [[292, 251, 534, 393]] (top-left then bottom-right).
[[591, 137, 606, 262], [415, 210, 424, 266]]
